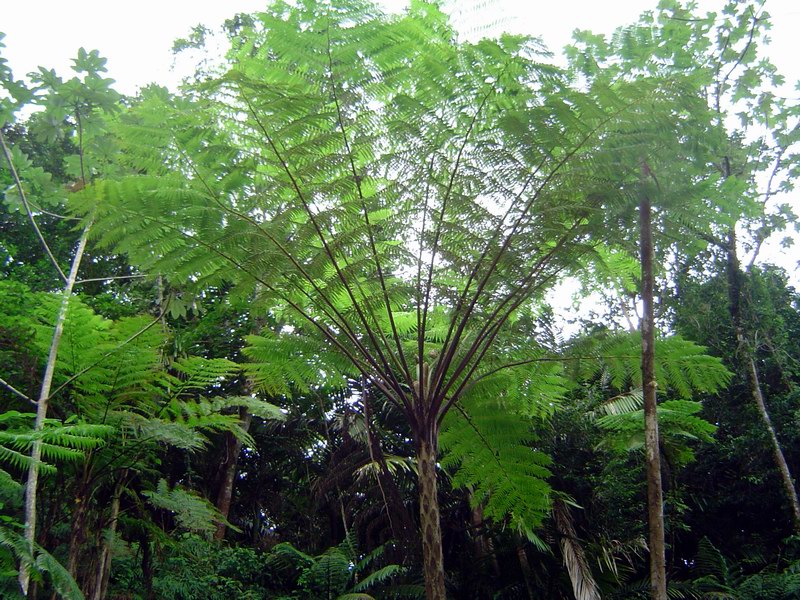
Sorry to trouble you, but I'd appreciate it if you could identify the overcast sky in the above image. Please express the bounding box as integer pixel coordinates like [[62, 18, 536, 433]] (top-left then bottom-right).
[[2, 1, 798, 96], [1, 0, 798, 289]]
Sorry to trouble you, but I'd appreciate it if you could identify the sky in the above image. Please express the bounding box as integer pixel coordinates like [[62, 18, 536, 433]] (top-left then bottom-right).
[[2, 0, 797, 97], [1, 0, 798, 307]]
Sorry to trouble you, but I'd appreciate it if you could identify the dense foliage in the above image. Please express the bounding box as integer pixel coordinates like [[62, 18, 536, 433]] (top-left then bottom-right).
[[0, 0, 798, 598]]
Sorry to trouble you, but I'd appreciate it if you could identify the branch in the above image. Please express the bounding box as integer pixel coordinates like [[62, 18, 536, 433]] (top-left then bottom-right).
[[0, 376, 35, 404], [45, 308, 167, 401], [169, 143, 374, 372], [431, 93, 641, 408], [0, 129, 68, 284], [75, 274, 149, 285], [420, 74, 500, 384], [106, 204, 398, 400]]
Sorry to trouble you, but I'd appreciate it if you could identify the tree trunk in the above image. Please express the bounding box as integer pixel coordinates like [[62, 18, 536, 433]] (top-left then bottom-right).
[[141, 532, 154, 600], [640, 186, 667, 600], [91, 475, 124, 600], [66, 461, 94, 583], [470, 499, 499, 576], [515, 543, 536, 600], [66, 483, 89, 580], [417, 432, 446, 600], [214, 407, 252, 540], [19, 220, 93, 596], [724, 230, 800, 531]]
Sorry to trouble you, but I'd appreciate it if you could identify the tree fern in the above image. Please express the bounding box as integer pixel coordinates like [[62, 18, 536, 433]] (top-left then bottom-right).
[[76, 1, 729, 594]]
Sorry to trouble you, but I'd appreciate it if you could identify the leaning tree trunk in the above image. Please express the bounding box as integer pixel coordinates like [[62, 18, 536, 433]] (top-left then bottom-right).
[[640, 184, 668, 600], [725, 229, 800, 532], [19, 220, 93, 596], [416, 427, 446, 600]]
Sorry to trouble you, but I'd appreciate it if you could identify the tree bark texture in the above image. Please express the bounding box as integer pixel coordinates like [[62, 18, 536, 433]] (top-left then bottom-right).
[[417, 434, 447, 600], [214, 407, 252, 540], [640, 189, 668, 600], [66, 482, 89, 581]]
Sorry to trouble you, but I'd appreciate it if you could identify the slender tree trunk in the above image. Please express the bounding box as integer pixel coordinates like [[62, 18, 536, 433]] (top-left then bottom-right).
[[91, 475, 124, 600], [515, 543, 536, 600], [639, 186, 667, 600], [66, 481, 90, 580], [417, 430, 446, 600], [19, 219, 93, 596], [66, 460, 94, 582], [724, 230, 800, 531], [746, 356, 800, 530], [141, 532, 154, 600], [214, 407, 252, 540], [470, 499, 499, 576]]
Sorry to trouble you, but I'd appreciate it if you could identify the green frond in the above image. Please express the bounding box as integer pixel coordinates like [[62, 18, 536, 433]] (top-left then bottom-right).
[[244, 332, 354, 396], [569, 332, 731, 399], [0, 525, 83, 600], [304, 548, 352, 598], [441, 396, 553, 539], [596, 399, 717, 466], [222, 395, 286, 421], [351, 564, 404, 592], [268, 542, 315, 573], [170, 356, 241, 396], [143, 479, 234, 537]]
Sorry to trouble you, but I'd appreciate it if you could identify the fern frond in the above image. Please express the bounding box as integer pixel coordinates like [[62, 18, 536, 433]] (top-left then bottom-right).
[[143, 479, 235, 537]]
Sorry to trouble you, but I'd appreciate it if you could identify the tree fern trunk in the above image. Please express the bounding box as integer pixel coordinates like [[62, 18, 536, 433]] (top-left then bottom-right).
[[417, 432, 446, 600], [19, 219, 93, 597], [640, 185, 667, 600]]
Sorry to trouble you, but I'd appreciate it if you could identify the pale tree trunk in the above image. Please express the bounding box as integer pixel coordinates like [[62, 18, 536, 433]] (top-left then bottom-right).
[[417, 432, 446, 600], [214, 407, 252, 540], [725, 230, 800, 531], [640, 186, 667, 600], [19, 220, 93, 596]]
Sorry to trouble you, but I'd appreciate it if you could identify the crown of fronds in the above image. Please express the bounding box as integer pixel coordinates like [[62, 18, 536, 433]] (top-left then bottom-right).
[[74, 0, 705, 426]]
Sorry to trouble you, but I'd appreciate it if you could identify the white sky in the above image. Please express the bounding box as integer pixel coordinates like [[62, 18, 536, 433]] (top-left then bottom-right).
[[2, 1, 797, 96], [1, 0, 798, 298]]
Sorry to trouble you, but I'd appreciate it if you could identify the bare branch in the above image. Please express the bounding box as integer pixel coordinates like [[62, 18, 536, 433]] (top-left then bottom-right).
[[0, 129, 68, 284], [0, 376, 35, 404]]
